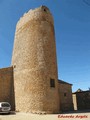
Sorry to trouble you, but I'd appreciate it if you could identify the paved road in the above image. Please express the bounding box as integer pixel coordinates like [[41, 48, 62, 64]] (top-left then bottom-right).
[[0, 112, 90, 120]]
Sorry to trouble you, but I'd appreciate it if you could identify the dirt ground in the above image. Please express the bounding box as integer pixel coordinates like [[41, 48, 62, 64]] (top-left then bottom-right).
[[0, 112, 90, 120]]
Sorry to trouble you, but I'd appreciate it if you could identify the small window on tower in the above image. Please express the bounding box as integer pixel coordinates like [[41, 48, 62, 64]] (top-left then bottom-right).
[[43, 8, 47, 12], [64, 93, 67, 97], [50, 79, 55, 88]]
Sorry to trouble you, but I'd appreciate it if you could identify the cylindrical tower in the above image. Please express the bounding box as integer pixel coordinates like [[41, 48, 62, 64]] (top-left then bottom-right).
[[12, 6, 59, 114]]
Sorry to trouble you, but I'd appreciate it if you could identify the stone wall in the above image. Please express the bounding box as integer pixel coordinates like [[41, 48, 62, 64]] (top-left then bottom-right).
[[12, 6, 59, 114], [58, 81, 73, 112], [0, 67, 15, 110], [73, 91, 90, 110], [72, 94, 77, 110]]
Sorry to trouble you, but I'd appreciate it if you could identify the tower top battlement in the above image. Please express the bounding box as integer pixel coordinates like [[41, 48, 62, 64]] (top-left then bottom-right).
[[16, 6, 54, 30]]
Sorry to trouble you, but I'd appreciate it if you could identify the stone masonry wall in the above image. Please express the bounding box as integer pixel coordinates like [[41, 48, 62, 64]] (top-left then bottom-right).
[[12, 6, 59, 114], [58, 83, 73, 112], [73, 91, 90, 110], [0, 67, 15, 110]]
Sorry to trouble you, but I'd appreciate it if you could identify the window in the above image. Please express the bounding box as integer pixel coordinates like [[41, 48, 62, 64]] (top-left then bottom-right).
[[50, 79, 55, 88], [43, 8, 47, 12], [64, 93, 67, 97]]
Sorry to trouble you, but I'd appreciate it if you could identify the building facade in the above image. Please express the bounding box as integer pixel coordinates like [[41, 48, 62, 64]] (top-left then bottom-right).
[[58, 80, 73, 112], [0, 68, 73, 113], [73, 90, 90, 110], [0, 67, 15, 111], [11, 5, 59, 114], [0, 6, 74, 114]]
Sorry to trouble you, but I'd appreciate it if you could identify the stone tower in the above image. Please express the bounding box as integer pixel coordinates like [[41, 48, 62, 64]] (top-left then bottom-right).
[[12, 6, 59, 114]]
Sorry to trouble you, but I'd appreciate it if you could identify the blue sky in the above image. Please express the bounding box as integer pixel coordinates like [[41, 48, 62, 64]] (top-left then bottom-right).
[[0, 0, 90, 92]]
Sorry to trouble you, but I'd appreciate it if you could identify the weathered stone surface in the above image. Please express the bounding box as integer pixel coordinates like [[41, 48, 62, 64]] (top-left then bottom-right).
[[58, 81, 73, 112], [0, 67, 15, 110], [12, 6, 59, 113], [73, 90, 90, 110]]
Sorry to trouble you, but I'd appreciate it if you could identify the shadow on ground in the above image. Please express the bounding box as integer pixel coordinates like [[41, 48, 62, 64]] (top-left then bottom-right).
[[0, 111, 16, 116], [62, 109, 90, 114]]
